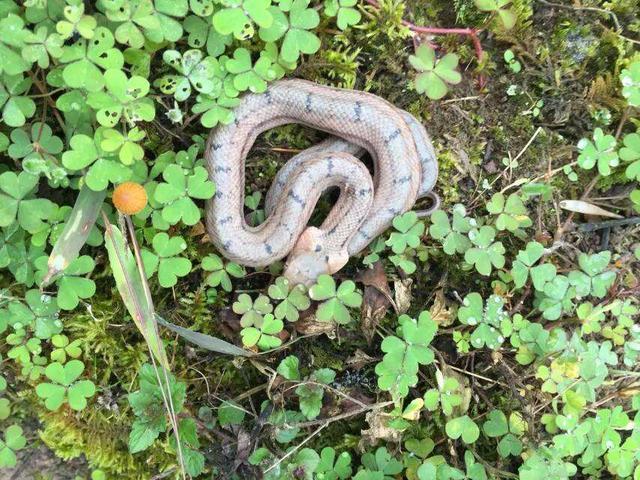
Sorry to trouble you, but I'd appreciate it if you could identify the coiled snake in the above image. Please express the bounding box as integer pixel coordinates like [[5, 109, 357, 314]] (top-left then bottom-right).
[[204, 79, 438, 285]]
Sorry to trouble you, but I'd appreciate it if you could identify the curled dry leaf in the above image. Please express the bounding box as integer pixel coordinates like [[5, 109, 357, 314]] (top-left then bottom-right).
[[559, 200, 623, 219], [394, 278, 413, 314], [430, 289, 455, 327], [359, 409, 402, 450], [357, 262, 395, 344]]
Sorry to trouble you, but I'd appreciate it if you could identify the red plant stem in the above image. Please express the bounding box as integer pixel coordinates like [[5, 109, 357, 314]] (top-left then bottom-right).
[[363, 0, 485, 62]]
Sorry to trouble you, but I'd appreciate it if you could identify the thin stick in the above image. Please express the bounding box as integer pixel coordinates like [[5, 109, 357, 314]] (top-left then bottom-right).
[[265, 424, 328, 474]]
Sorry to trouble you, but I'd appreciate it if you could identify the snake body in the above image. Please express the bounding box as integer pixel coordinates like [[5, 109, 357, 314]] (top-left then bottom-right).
[[204, 79, 438, 285]]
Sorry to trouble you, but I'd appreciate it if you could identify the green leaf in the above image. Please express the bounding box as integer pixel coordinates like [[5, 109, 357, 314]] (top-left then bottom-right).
[[446, 415, 480, 444], [577, 128, 618, 176], [410, 45, 462, 100], [309, 275, 362, 324]]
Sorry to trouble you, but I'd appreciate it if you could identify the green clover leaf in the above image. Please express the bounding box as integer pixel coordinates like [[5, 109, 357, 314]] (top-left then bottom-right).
[[0, 171, 57, 233], [324, 0, 361, 30], [386, 211, 425, 254], [409, 44, 462, 100], [375, 311, 437, 399], [56, 2, 96, 40], [62, 130, 132, 191], [259, 0, 320, 63], [483, 410, 526, 457], [100, 127, 146, 165], [486, 192, 531, 232], [35, 255, 96, 310], [154, 164, 216, 225], [8, 122, 63, 164], [7, 327, 42, 365], [0, 425, 27, 468], [458, 292, 510, 350], [309, 274, 362, 324], [100, 0, 159, 48], [142, 233, 192, 288], [428, 206, 474, 255], [36, 360, 96, 411], [226, 47, 282, 93], [192, 92, 240, 128], [464, 226, 505, 276], [619, 132, 640, 181], [233, 292, 273, 327], [474, 0, 517, 29], [359, 447, 403, 478], [59, 27, 124, 92], [202, 253, 245, 292], [0, 14, 31, 75], [445, 415, 480, 444], [577, 128, 618, 176], [0, 289, 61, 339], [423, 370, 463, 416], [0, 74, 36, 127], [316, 447, 352, 479], [184, 13, 233, 56], [241, 313, 283, 350], [87, 68, 154, 127], [620, 60, 640, 107], [511, 241, 557, 290], [568, 251, 615, 298], [213, 0, 273, 40], [23, 26, 64, 69], [156, 49, 223, 101], [536, 274, 575, 320], [50, 334, 82, 363], [268, 276, 311, 322]]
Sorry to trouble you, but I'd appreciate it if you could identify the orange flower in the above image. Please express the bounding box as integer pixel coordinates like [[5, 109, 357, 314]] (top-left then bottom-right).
[[113, 182, 147, 215]]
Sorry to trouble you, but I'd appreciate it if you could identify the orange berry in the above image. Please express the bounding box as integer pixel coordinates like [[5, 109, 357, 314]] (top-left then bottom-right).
[[113, 182, 147, 215]]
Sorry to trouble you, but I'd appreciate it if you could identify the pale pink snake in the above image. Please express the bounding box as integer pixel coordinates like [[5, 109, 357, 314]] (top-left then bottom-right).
[[204, 79, 438, 285]]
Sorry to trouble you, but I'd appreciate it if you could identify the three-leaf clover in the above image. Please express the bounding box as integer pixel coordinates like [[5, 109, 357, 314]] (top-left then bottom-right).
[[213, 0, 273, 40], [62, 130, 132, 191], [142, 233, 192, 288], [536, 275, 575, 320], [423, 370, 463, 416], [620, 60, 640, 107], [445, 415, 480, 444], [316, 447, 352, 479], [226, 47, 282, 93], [87, 68, 154, 127], [241, 313, 283, 350], [23, 26, 64, 69], [568, 251, 615, 298], [156, 49, 222, 101], [0, 425, 26, 468], [324, 0, 361, 30], [0, 289, 61, 339], [295, 368, 336, 419], [486, 193, 531, 231], [50, 334, 83, 363], [409, 45, 462, 100], [577, 128, 619, 176], [202, 253, 245, 292], [192, 92, 240, 128], [268, 276, 311, 322], [0, 14, 32, 75], [35, 360, 96, 411], [386, 211, 425, 254], [375, 311, 437, 399], [464, 226, 505, 276], [458, 292, 509, 350], [35, 255, 96, 310], [474, 0, 517, 29], [154, 164, 216, 225], [0, 171, 56, 232], [259, 0, 321, 63], [483, 410, 527, 457], [0, 74, 36, 127], [59, 27, 124, 92], [619, 132, 640, 181], [8, 122, 64, 177], [309, 274, 362, 324], [511, 241, 557, 290], [233, 293, 273, 327], [56, 2, 96, 39], [428, 206, 474, 255]]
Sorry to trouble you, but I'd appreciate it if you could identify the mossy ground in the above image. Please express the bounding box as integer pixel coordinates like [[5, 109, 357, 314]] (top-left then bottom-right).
[[3, 0, 639, 478]]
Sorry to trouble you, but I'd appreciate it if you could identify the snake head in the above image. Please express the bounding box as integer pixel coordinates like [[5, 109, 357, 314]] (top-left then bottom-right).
[[284, 227, 349, 286]]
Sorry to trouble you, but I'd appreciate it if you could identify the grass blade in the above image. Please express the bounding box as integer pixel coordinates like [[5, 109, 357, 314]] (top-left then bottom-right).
[[43, 185, 106, 285], [155, 315, 254, 357]]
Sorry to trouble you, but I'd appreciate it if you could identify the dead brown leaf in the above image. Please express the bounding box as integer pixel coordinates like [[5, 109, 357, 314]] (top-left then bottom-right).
[[430, 289, 455, 327], [359, 409, 401, 450], [394, 278, 413, 314], [345, 349, 376, 370], [357, 262, 395, 343]]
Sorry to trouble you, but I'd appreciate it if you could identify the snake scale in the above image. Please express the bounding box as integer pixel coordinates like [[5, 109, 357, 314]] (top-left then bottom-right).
[[204, 79, 438, 286]]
